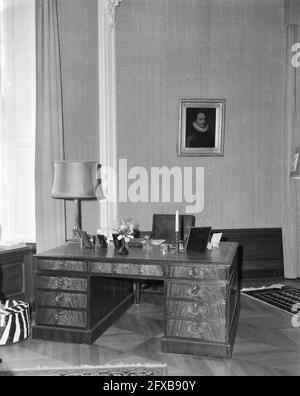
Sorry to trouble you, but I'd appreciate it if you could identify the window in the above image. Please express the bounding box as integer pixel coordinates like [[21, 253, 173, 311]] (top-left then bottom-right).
[[0, 0, 36, 244]]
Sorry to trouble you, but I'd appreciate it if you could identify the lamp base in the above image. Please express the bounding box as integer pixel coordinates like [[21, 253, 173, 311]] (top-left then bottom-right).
[[73, 227, 93, 249], [65, 227, 81, 244]]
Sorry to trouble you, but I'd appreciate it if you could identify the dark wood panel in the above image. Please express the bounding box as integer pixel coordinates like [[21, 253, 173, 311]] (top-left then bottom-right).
[[37, 308, 87, 329], [168, 265, 228, 281], [213, 228, 284, 279], [214, 228, 283, 261], [1, 262, 24, 297], [0, 244, 36, 301], [90, 262, 163, 278], [24, 245, 36, 301], [36, 276, 87, 292], [166, 319, 226, 342], [36, 290, 87, 309], [165, 282, 226, 302], [32, 325, 92, 344], [228, 270, 240, 326], [37, 260, 87, 273], [90, 277, 133, 328], [166, 300, 226, 321]]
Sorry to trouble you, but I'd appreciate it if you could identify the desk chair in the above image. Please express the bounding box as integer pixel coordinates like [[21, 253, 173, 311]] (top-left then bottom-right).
[[152, 214, 195, 243], [134, 214, 195, 304]]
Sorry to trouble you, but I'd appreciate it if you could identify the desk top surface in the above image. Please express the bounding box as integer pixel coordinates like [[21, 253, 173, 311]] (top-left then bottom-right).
[[36, 242, 238, 266]]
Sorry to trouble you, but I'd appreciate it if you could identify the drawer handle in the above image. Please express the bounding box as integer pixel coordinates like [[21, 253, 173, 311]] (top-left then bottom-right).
[[187, 285, 204, 299], [188, 268, 205, 279], [55, 312, 67, 322], [55, 294, 65, 304], [187, 322, 209, 337], [55, 278, 66, 288], [58, 262, 67, 270], [187, 303, 209, 318]]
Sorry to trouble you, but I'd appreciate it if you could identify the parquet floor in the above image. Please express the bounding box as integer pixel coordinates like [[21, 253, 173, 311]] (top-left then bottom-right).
[[1, 286, 300, 376]]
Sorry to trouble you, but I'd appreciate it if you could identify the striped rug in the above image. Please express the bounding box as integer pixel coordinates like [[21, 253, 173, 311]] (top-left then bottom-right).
[[0, 301, 31, 345], [242, 285, 300, 315]]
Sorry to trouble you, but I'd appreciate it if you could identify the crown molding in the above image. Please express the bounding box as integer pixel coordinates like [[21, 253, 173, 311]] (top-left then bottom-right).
[[106, 0, 123, 27]]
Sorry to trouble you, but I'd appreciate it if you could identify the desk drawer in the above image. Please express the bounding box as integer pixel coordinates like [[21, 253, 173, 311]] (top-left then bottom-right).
[[37, 260, 87, 273], [37, 308, 87, 329], [166, 319, 226, 342], [36, 276, 87, 292], [36, 290, 87, 309], [168, 265, 227, 281], [167, 300, 226, 321], [166, 282, 226, 302], [90, 262, 163, 278]]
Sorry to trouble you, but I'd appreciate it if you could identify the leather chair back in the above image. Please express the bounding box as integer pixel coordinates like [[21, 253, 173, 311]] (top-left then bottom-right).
[[152, 214, 195, 242]]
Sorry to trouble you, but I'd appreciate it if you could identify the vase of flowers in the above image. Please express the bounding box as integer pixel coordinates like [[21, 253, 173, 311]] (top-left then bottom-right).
[[116, 220, 134, 255]]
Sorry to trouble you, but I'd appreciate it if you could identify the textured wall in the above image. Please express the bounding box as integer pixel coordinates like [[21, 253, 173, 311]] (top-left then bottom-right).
[[116, 0, 285, 232], [58, 0, 100, 237]]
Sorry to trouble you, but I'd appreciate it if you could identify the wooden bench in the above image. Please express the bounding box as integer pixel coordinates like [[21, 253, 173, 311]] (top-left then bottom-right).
[[213, 228, 284, 279]]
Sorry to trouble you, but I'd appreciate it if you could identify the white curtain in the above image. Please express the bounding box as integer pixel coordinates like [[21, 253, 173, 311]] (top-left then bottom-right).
[[282, 0, 300, 278], [0, 0, 36, 245], [35, 0, 65, 252]]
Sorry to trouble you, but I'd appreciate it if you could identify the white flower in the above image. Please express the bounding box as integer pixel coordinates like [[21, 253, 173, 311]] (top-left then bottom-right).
[[116, 220, 134, 242]]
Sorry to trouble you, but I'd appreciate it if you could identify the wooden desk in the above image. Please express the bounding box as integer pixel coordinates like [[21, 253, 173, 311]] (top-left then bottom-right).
[[32, 242, 240, 359]]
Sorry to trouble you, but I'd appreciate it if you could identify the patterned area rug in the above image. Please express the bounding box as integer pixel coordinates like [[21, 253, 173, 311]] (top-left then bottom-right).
[[242, 285, 300, 314], [0, 363, 168, 376]]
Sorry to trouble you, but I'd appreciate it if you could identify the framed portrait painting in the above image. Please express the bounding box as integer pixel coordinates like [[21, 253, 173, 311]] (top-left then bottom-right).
[[178, 99, 226, 157]]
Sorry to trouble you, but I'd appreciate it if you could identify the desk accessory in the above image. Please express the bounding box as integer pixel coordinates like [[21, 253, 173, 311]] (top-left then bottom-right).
[[160, 244, 169, 254], [115, 220, 134, 255], [74, 228, 93, 249], [143, 235, 153, 251], [175, 231, 183, 253], [151, 239, 165, 246], [112, 234, 122, 249], [207, 233, 223, 250], [118, 239, 129, 255], [185, 227, 212, 253], [95, 234, 108, 249], [128, 238, 144, 248]]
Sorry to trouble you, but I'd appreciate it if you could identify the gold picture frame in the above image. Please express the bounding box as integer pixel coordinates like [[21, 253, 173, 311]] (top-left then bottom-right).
[[178, 99, 226, 157]]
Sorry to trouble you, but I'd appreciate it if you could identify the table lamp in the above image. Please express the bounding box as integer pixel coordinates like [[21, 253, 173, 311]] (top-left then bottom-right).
[[290, 147, 300, 179], [51, 161, 105, 241]]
